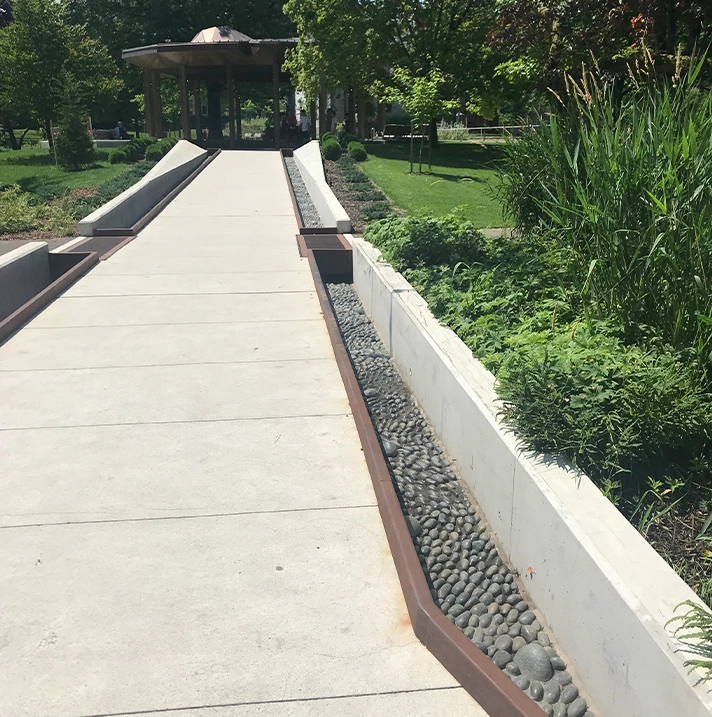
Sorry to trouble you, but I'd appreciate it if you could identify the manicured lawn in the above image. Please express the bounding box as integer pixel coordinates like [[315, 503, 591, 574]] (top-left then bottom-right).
[[0, 145, 131, 198], [360, 141, 509, 228]]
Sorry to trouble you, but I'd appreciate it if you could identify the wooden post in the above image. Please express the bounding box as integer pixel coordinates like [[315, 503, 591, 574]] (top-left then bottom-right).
[[272, 62, 281, 150], [152, 72, 163, 138], [179, 65, 190, 139], [143, 71, 154, 136], [226, 63, 235, 149], [318, 83, 326, 137], [310, 99, 317, 140], [193, 85, 202, 142], [236, 82, 242, 141]]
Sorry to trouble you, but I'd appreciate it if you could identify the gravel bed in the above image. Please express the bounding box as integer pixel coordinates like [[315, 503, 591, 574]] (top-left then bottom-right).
[[327, 282, 595, 717], [284, 157, 322, 228]]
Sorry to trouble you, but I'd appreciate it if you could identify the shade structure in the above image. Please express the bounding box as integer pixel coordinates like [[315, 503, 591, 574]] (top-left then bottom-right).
[[122, 28, 298, 148]]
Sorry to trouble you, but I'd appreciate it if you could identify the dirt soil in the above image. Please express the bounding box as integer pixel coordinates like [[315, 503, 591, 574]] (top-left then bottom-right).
[[324, 159, 371, 235]]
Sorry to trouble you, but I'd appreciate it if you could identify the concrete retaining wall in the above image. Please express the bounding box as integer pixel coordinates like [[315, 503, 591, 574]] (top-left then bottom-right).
[[351, 236, 712, 717], [0, 243, 51, 322], [77, 140, 207, 236], [293, 141, 351, 232]]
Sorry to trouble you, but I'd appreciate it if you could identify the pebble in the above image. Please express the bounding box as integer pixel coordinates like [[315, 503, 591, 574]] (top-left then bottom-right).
[[551, 655, 566, 671], [492, 650, 512, 669], [513, 643, 554, 682], [382, 440, 400, 457], [405, 516, 421, 537], [505, 662, 520, 676], [543, 677, 561, 703], [511, 636, 526, 653], [529, 681, 544, 701], [560, 684, 579, 704], [567, 698, 588, 717], [513, 675, 530, 691], [541, 705, 554, 717], [557, 671, 573, 686], [519, 610, 537, 625], [494, 635, 512, 652], [521, 625, 539, 643], [553, 705, 567, 717]]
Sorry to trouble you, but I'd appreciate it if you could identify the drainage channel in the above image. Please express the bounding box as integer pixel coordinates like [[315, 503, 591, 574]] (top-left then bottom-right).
[[325, 281, 595, 717]]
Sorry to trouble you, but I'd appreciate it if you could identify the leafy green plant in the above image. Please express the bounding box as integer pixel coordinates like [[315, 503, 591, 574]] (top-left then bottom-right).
[[0, 184, 39, 233], [340, 131, 358, 148], [667, 601, 712, 681], [320, 131, 334, 144], [321, 138, 341, 161], [54, 92, 95, 170], [347, 141, 367, 161], [108, 148, 127, 164]]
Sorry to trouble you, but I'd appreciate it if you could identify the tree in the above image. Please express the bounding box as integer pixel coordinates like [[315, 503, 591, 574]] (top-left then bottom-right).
[[55, 83, 95, 170], [0, 0, 121, 149], [384, 67, 446, 173]]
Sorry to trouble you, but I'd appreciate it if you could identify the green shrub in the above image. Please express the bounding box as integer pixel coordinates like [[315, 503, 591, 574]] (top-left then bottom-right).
[[320, 131, 334, 144], [0, 185, 40, 234], [347, 141, 367, 161], [340, 132, 358, 147], [354, 188, 385, 202], [55, 107, 95, 170], [144, 144, 164, 162], [321, 138, 342, 161], [109, 148, 127, 164], [363, 201, 394, 221]]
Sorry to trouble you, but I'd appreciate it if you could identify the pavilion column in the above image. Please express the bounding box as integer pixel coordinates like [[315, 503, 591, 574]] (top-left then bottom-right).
[[272, 61, 280, 150], [236, 82, 242, 140], [226, 63, 235, 149], [179, 64, 190, 140], [152, 72, 163, 138], [318, 83, 326, 137], [193, 84, 202, 142], [357, 92, 367, 140], [143, 71, 154, 137], [310, 100, 317, 140]]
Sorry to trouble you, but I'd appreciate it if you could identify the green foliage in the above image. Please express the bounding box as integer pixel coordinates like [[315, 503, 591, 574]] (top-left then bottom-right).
[[108, 148, 127, 164], [321, 138, 342, 161], [54, 87, 95, 170], [320, 131, 334, 144], [0, 184, 40, 233], [339, 131, 358, 147], [0, 0, 121, 131], [497, 58, 712, 356], [347, 141, 368, 161], [384, 67, 446, 129], [362, 201, 394, 221], [144, 137, 175, 162], [667, 601, 712, 681]]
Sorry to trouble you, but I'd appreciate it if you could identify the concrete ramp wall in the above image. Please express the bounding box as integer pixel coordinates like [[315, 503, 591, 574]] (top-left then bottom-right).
[[78, 141, 207, 236], [293, 141, 351, 232]]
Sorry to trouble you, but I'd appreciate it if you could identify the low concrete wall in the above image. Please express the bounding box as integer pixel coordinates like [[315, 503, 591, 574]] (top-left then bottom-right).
[[293, 141, 351, 232], [41, 139, 131, 149], [77, 140, 207, 236], [0, 243, 50, 322], [351, 236, 712, 717]]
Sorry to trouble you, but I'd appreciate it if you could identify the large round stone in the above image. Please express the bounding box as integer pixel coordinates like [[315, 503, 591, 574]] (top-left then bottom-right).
[[513, 643, 555, 682]]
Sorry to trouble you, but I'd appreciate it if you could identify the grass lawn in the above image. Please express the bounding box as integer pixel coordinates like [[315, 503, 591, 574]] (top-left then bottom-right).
[[0, 145, 131, 198], [360, 141, 509, 228]]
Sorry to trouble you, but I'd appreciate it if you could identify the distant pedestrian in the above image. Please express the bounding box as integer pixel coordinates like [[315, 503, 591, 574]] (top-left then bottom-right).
[[326, 107, 337, 135], [299, 110, 310, 144], [114, 121, 129, 140]]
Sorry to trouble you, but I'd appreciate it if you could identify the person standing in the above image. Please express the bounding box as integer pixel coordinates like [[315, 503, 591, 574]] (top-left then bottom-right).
[[299, 110, 310, 144]]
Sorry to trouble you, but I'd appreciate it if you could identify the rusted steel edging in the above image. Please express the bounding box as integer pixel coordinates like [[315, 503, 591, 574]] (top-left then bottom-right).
[[306, 252, 544, 717], [0, 251, 99, 346]]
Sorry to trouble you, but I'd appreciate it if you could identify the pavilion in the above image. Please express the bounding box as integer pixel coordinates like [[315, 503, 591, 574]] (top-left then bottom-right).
[[122, 26, 312, 149]]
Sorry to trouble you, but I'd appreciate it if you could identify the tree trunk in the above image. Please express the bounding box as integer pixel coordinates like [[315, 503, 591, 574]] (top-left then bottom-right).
[[419, 124, 424, 173], [428, 133, 432, 173], [430, 117, 439, 149], [409, 121, 414, 173], [2, 114, 17, 150], [44, 117, 54, 150]]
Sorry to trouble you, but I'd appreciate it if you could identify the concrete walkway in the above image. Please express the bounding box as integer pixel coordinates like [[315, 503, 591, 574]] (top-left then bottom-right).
[[0, 152, 489, 717]]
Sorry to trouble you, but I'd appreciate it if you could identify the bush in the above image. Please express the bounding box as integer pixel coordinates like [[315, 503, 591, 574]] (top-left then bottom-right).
[[320, 131, 334, 144], [340, 132, 358, 147], [347, 141, 367, 161], [55, 107, 95, 170], [0, 185, 40, 234], [144, 138, 175, 162], [321, 138, 342, 161], [109, 148, 127, 164]]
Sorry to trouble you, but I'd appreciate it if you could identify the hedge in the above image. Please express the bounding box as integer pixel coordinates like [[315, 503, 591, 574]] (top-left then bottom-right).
[[347, 141, 367, 162]]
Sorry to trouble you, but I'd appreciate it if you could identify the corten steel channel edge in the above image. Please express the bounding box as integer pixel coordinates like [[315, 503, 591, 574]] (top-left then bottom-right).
[[305, 244, 544, 717], [0, 251, 99, 346]]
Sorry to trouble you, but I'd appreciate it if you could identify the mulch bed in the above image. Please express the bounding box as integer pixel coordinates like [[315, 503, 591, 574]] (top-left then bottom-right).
[[324, 159, 369, 234]]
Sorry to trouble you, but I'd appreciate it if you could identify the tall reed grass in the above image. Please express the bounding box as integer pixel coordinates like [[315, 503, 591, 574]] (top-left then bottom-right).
[[499, 52, 712, 360]]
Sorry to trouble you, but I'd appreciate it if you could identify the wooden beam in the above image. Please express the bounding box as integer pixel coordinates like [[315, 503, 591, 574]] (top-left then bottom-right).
[[143, 71, 154, 137], [236, 82, 242, 140], [179, 65, 190, 139], [152, 72, 163, 138], [193, 85, 202, 142], [226, 63, 235, 149], [272, 62, 280, 150]]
